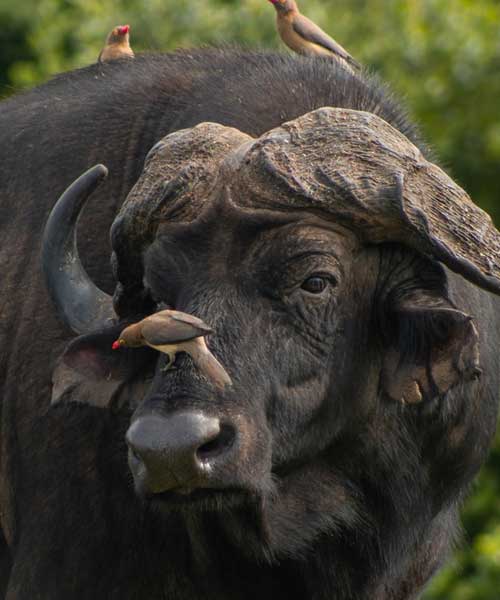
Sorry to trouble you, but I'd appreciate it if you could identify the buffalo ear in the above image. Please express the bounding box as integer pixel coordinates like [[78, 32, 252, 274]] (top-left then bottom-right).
[[381, 299, 481, 404], [52, 325, 155, 410]]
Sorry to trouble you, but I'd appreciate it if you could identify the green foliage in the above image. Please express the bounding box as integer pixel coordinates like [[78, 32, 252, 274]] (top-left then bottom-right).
[[424, 442, 500, 599], [1, 1, 499, 596]]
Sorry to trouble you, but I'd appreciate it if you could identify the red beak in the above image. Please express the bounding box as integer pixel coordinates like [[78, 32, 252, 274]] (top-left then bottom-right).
[[118, 25, 130, 35], [112, 340, 121, 350]]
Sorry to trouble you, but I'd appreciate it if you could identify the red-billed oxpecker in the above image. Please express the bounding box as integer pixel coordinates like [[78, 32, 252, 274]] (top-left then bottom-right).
[[268, 0, 360, 73], [112, 309, 232, 390], [98, 25, 134, 63]]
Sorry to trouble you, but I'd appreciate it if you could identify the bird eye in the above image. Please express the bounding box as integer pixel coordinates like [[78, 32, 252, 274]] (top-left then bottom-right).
[[301, 275, 331, 294]]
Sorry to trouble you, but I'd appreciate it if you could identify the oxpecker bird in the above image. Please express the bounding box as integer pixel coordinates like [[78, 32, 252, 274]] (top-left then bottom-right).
[[268, 0, 360, 72], [112, 309, 232, 389], [98, 25, 134, 63]]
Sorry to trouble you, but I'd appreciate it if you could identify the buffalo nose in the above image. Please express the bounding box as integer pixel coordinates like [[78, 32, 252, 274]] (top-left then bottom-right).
[[126, 412, 236, 495]]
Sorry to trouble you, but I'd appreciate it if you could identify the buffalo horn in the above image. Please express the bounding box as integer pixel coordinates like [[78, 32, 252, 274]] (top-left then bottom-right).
[[229, 107, 500, 295], [42, 164, 115, 334]]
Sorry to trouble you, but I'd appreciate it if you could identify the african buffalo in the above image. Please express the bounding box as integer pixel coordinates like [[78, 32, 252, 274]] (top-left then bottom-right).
[[1, 49, 499, 600]]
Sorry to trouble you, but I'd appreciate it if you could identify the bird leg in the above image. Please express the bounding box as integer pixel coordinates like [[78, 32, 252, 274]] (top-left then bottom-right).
[[161, 351, 177, 372]]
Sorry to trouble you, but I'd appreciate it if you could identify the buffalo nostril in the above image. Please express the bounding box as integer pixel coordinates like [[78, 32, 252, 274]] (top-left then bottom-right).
[[130, 447, 142, 464], [126, 413, 239, 494], [196, 423, 236, 463]]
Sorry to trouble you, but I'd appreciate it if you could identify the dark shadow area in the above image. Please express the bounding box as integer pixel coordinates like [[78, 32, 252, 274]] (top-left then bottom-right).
[[0, 529, 12, 598]]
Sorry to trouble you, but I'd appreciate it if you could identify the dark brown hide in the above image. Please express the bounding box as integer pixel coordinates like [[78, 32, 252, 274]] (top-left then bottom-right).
[[4, 50, 500, 600]]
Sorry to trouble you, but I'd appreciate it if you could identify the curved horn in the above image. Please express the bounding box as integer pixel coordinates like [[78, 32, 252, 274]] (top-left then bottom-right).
[[230, 107, 500, 295], [42, 164, 115, 334]]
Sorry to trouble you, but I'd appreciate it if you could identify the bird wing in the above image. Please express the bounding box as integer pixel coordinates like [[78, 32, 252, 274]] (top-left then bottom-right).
[[167, 310, 212, 331], [141, 310, 212, 345], [292, 15, 360, 69]]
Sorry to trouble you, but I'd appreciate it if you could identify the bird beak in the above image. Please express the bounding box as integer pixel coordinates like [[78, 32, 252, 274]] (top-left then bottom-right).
[[118, 25, 130, 35], [112, 339, 123, 350]]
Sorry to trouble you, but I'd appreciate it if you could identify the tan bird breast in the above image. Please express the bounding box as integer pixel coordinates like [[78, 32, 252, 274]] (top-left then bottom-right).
[[277, 16, 333, 57], [100, 45, 134, 62]]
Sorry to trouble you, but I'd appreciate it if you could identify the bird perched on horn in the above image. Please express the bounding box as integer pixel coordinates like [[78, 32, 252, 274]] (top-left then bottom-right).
[[268, 0, 360, 73], [112, 309, 232, 390], [98, 25, 134, 63]]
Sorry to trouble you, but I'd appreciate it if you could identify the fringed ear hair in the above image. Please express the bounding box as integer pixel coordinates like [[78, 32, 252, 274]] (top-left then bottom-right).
[[381, 299, 480, 404]]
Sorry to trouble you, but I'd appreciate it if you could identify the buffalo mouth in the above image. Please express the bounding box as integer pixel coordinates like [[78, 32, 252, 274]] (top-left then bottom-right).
[[127, 411, 272, 513], [143, 486, 257, 515]]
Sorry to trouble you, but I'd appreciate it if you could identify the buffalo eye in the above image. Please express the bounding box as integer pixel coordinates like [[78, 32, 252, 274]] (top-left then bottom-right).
[[300, 275, 332, 294]]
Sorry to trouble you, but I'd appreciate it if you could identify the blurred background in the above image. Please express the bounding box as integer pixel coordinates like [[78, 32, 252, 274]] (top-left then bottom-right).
[[0, 0, 499, 597]]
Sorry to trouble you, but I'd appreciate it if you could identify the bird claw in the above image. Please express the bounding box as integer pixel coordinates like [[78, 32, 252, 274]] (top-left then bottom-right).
[[161, 358, 176, 373]]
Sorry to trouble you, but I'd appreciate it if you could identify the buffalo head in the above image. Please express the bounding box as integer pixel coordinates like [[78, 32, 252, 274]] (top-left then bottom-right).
[[42, 108, 500, 560]]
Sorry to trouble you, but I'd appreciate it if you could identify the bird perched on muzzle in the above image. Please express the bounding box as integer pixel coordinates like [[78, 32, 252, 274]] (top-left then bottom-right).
[[112, 309, 232, 390], [98, 24, 134, 63], [268, 0, 360, 73]]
